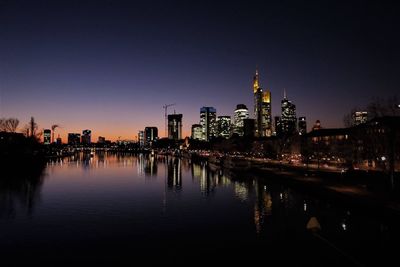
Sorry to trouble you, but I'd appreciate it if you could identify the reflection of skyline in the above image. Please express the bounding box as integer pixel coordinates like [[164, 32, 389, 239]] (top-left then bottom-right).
[[0, 162, 46, 219], [167, 157, 182, 191]]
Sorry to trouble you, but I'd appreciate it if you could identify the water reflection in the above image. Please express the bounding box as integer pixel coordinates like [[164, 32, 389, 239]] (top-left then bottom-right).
[[0, 161, 46, 219], [2, 153, 398, 266], [167, 157, 181, 191]]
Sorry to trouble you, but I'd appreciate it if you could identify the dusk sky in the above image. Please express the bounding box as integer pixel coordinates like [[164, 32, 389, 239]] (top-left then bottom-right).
[[1, 0, 399, 141]]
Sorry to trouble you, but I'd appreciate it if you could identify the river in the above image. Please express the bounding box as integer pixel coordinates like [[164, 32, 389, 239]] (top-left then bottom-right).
[[0, 152, 398, 266]]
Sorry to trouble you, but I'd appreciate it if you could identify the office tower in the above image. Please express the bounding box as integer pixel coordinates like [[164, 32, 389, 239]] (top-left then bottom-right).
[[98, 136, 106, 144], [233, 104, 249, 136], [274, 116, 282, 137], [243, 118, 255, 137], [168, 114, 183, 140], [144, 127, 158, 146], [281, 90, 297, 135], [253, 69, 272, 137], [81, 129, 92, 145], [191, 124, 203, 140], [200, 107, 217, 141], [43, 129, 51, 145], [138, 130, 144, 147], [68, 133, 81, 145], [217, 116, 231, 139], [353, 111, 368, 125], [298, 117, 307, 135]]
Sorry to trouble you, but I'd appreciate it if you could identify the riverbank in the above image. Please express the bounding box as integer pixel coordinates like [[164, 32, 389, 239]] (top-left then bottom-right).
[[204, 155, 400, 218]]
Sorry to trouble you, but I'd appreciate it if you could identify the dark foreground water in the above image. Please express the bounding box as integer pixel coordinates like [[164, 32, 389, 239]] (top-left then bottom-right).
[[0, 152, 399, 266]]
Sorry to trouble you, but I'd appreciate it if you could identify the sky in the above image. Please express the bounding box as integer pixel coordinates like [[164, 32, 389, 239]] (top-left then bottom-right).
[[1, 0, 399, 141]]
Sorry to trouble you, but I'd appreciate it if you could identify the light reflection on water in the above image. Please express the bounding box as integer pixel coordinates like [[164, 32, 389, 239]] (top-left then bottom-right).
[[0, 152, 399, 266]]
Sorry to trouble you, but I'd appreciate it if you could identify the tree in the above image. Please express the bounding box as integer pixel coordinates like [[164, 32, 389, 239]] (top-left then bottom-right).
[[0, 118, 19, 132], [366, 95, 400, 118]]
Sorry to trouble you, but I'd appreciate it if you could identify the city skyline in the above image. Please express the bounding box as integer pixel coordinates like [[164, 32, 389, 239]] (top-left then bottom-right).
[[1, 1, 399, 141]]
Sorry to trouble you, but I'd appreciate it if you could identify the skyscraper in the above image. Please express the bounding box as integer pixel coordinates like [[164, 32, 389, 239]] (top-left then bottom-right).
[[217, 116, 231, 139], [68, 133, 80, 145], [274, 116, 282, 137], [144, 127, 158, 146], [298, 117, 307, 135], [243, 118, 255, 137], [233, 104, 249, 136], [200, 107, 217, 141], [191, 124, 202, 140], [168, 114, 183, 140], [43, 129, 51, 145], [253, 69, 272, 137], [138, 130, 144, 147], [81, 129, 92, 145], [281, 90, 297, 135]]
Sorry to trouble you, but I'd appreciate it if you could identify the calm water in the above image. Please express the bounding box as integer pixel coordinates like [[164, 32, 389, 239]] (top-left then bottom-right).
[[0, 152, 399, 266]]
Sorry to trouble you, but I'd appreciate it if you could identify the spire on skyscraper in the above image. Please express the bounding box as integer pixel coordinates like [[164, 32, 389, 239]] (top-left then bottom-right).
[[253, 68, 260, 93], [283, 88, 287, 99]]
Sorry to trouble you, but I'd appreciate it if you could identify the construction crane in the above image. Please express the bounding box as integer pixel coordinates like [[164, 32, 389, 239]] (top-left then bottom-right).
[[163, 103, 176, 138]]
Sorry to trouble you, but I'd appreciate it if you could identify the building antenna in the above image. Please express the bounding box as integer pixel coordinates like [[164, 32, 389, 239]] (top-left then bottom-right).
[[283, 88, 287, 99], [163, 103, 176, 138]]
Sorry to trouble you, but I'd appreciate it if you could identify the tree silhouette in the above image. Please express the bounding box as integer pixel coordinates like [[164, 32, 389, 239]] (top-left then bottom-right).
[[0, 118, 19, 132]]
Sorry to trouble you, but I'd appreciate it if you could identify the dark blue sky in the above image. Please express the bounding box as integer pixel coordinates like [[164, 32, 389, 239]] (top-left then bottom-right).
[[1, 0, 399, 140]]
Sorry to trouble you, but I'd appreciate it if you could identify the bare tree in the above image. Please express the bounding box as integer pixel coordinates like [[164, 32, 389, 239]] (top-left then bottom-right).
[[367, 95, 400, 118], [0, 118, 19, 132]]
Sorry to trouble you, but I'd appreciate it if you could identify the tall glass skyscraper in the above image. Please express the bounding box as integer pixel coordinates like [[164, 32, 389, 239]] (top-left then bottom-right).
[[281, 90, 297, 135], [233, 104, 249, 136], [200, 107, 217, 141], [217, 116, 231, 139], [253, 69, 272, 137]]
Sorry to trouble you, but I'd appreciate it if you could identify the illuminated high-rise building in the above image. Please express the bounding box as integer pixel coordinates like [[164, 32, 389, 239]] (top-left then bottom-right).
[[81, 129, 92, 145], [138, 130, 144, 147], [281, 90, 297, 135], [253, 69, 272, 137], [191, 124, 202, 140], [200, 107, 217, 141], [298, 117, 307, 135], [43, 129, 51, 145], [217, 116, 231, 139], [168, 114, 182, 140], [353, 111, 368, 125], [233, 104, 249, 136], [144, 127, 158, 146]]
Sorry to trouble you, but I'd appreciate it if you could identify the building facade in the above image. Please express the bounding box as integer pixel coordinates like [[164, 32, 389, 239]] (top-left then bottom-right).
[[168, 114, 183, 140], [43, 129, 51, 145], [253, 69, 272, 137], [144, 127, 158, 146], [200, 107, 217, 141], [353, 111, 368, 125], [81, 129, 92, 145], [281, 92, 297, 136], [217, 116, 231, 139], [233, 104, 249, 136], [68, 133, 80, 145], [191, 124, 202, 140], [243, 118, 255, 137]]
